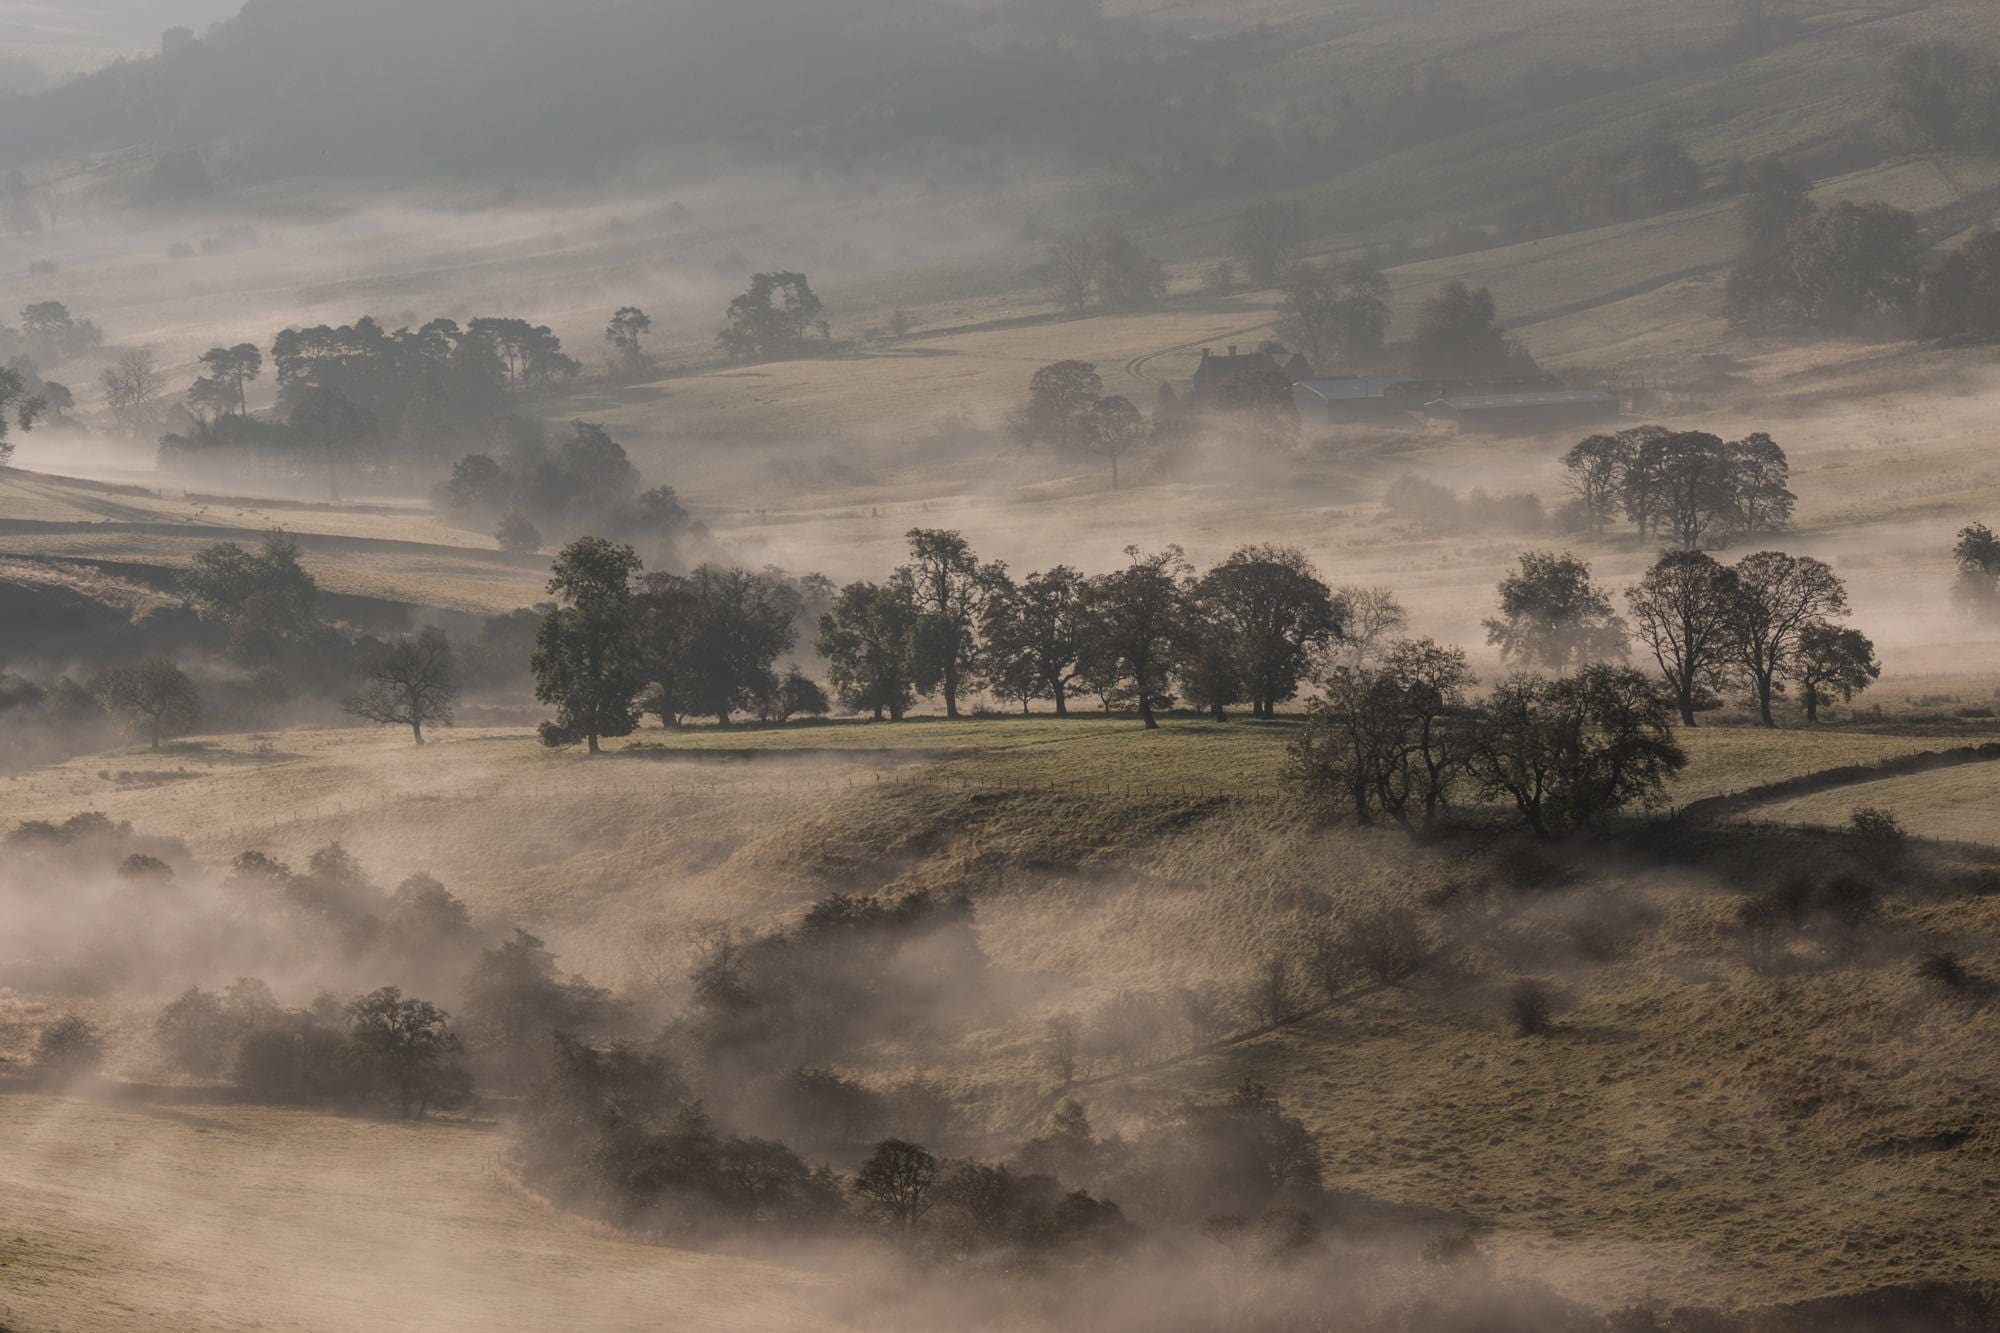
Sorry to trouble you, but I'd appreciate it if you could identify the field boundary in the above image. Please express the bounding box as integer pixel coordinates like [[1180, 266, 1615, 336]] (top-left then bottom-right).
[[1673, 741, 2000, 824]]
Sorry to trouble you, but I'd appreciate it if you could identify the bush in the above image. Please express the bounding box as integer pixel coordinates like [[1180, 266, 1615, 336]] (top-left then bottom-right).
[[34, 1014, 106, 1081], [1506, 979, 1555, 1036], [1849, 806, 1908, 872], [1314, 905, 1429, 989], [1917, 949, 1973, 993]]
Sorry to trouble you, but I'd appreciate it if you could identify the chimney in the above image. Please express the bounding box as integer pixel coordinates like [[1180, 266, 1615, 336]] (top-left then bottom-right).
[[1228, 344, 1238, 356]]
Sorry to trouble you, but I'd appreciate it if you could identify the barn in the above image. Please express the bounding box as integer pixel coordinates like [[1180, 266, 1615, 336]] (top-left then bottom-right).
[[1291, 376, 1423, 425], [1424, 389, 1619, 434], [1189, 345, 1314, 403]]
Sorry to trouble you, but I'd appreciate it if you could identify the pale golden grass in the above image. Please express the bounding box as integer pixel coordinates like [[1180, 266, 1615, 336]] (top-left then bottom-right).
[[0, 1094, 851, 1332], [1753, 763, 2000, 844]]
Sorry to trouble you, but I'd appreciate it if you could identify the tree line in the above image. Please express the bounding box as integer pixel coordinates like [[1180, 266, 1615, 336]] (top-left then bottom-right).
[[529, 531, 1354, 749], [1560, 425, 1795, 545]]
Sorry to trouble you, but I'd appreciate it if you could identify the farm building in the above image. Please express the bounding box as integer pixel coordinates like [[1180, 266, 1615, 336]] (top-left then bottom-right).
[[1189, 345, 1314, 403], [1424, 389, 1619, 434], [1292, 376, 1423, 424]]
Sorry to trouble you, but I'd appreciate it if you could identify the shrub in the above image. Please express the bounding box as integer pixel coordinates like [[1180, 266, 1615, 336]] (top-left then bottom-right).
[[1319, 905, 1429, 988], [34, 1014, 106, 1081], [1506, 979, 1555, 1036], [1849, 806, 1908, 872], [1917, 949, 1973, 993]]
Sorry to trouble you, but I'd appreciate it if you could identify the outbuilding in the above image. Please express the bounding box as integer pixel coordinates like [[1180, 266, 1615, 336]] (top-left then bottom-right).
[[1423, 389, 1619, 435]]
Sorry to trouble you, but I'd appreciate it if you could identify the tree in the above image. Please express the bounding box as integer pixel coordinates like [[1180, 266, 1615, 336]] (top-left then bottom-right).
[[0, 364, 44, 466], [1560, 433, 1635, 536], [1329, 585, 1407, 671], [900, 529, 1000, 720], [1738, 158, 1814, 256], [495, 511, 541, 553], [1409, 282, 1515, 378], [1654, 430, 1736, 550], [1042, 231, 1101, 315], [338, 987, 471, 1120], [288, 384, 379, 500], [1728, 432, 1796, 536], [1277, 261, 1389, 372], [1952, 522, 2000, 618], [96, 658, 201, 748], [1887, 40, 1986, 151], [188, 343, 262, 418], [1470, 666, 1687, 838], [33, 1015, 105, 1081], [100, 349, 163, 436], [759, 668, 830, 723], [718, 272, 823, 362], [1484, 551, 1627, 671], [1079, 393, 1147, 487], [181, 531, 320, 646], [1289, 639, 1474, 829], [852, 1139, 939, 1229], [1626, 550, 1741, 725], [605, 306, 654, 378], [979, 565, 1088, 715], [1731, 551, 1849, 727], [1229, 202, 1304, 288], [1094, 226, 1168, 311], [1920, 231, 2000, 340], [1018, 360, 1103, 450], [1731, 202, 1922, 332], [1081, 546, 1190, 728], [345, 626, 460, 743], [1793, 623, 1880, 723], [817, 581, 921, 720], [634, 565, 797, 726], [532, 537, 644, 753], [461, 930, 610, 1092], [1197, 545, 1343, 718]]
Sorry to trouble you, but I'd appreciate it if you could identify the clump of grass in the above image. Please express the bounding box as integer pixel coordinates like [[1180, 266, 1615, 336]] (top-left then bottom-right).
[[1505, 978, 1555, 1037], [1916, 949, 1974, 994]]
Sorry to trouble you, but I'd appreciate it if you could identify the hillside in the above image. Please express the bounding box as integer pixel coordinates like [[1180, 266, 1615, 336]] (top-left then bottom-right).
[[8, 719, 2000, 1314]]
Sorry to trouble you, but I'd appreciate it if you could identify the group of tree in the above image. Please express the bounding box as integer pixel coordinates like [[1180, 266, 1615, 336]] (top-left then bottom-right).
[[717, 272, 826, 362], [1885, 40, 2000, 154], [814, 537, 1346, 729], [1408, 282, 1537, 379], [432, 418, 692, 552], [0, 300, 102, 367], [1725, 196, 1922, 333], [531, 539, 831, 751], [527, 530, 1349, 744], [1013, 361, 1164, 486], [1275, 260, 1389, 370], [159, 309, 610, 486], [155, 977, 470, 1119], [1514, 137, 1703, 233], [1477, 546, 1877, 729], [1559, 425, 1795, 545], [1040, 226, 1168, 316]]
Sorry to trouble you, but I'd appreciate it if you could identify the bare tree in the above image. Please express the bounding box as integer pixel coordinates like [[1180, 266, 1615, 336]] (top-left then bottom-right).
[[1329, 585, 1407, 671], [345, 627, 461, 743], [1042, 231, 1100, 316], [100, 349, 163, 436]]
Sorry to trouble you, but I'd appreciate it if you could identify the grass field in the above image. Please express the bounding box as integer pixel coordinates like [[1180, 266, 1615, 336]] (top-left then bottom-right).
[[1751, 761, 2000, 844], [0, 1094, 852, 1332]]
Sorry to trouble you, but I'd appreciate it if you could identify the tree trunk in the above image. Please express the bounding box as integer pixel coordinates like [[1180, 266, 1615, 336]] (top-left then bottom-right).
[[1805, 689, 1820, 724], [586, 733, 601, 755], [1208, 702, 1226, 721], [1678, 693, 1696, 727], [1757, 677, 1776, 727], [1053, 686, 1067, 717], [412, 719, 425, 745], [944, 666, 960, 719]]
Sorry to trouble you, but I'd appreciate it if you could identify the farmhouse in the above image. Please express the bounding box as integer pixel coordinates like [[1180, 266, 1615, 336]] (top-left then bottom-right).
[[1189, 345, 1314, 403], [1424, 388, 1619, 434]]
